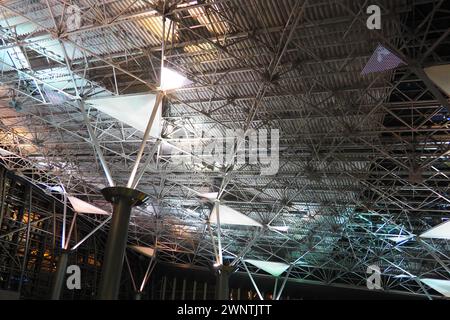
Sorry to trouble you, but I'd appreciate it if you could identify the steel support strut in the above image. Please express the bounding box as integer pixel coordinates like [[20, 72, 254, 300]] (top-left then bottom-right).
[[51, 250, 69, 300], [98, 187, 146, 300]]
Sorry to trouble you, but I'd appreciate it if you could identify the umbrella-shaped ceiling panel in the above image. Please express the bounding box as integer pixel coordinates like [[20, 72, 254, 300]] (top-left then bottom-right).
[[86, 93, 161, 138], [245, 259, 290, 277], [68, 196, 109, 215], [420, 220, 450, 240], [209, 203, 263, 228]]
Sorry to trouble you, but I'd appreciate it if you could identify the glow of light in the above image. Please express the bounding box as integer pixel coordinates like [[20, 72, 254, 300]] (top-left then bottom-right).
[[160, 67, 189, 91]]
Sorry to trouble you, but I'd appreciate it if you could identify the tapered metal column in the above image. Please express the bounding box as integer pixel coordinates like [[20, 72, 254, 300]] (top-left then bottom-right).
[[51, 250, 69, 300], [0, 166, 6, 231], [98, 187, 146, 300], [215, 265, 232, 300]]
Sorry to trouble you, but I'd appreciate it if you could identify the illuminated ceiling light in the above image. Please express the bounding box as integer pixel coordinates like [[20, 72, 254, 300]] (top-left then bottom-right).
[[420, 220, 450, 240], [68, 196, 110, 215], [209, 203, 263, 228], [159, 67, 190, 91], [129, 245, 155, 258], [245, 259, 290, 277], [420, 278, 450, 297], [0, 147, 14, 156]]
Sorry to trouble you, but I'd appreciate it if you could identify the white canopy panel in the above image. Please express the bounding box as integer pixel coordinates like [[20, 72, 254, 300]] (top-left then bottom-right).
[[47, 185, 65, 193], [420, 220, 450, 239], [0, 148, 14, 156], [86, 93, 161, 138], [245, 259, 290, 277], [160, 67, 191, 91], [268, 225, 289, 232], [199, 192, 218, 200], [67, 196, 109, 215], [424, 64, 450, 96], [420, 278, 450, 297], [209, 204, 262, 227], [130, 245, 155, 258]]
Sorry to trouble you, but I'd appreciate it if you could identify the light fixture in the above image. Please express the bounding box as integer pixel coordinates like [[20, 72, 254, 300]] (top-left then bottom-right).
[[159, 66, 189, 91]]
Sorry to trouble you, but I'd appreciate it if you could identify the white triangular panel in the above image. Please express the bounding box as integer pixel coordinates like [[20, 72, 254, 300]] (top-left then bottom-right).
[[47, 185, 65, 193], [199, 192, 218, 200], [130, 245, 155, 258], [421, 278, 450, 297], [420, 220, 450, 239], [424, 64, 450, 96], [268, 226, 289, 232], [86, 93, 161, 137], [245, 259, 290, 277], [387, 235, 413, 243], [68, 196, 109, 215], [209, 204, 262, 227], [0, 148, 14, 156]]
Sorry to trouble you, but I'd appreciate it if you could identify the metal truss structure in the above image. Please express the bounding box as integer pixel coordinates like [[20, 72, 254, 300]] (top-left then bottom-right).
[[0, 0, 449, 299], [0, 165, 105, 299]]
